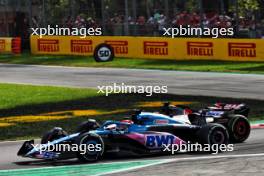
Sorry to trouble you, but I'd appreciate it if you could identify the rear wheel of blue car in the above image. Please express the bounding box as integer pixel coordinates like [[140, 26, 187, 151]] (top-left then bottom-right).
[[227, 115, 250, 143], [76, 133, 104, 162], [196, 123, 229, 153]]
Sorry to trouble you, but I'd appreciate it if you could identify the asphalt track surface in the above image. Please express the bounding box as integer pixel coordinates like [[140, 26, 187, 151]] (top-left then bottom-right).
[[0, 63, 264, 99], [0, 129, 263, 173], [0, 63, 263, 175]]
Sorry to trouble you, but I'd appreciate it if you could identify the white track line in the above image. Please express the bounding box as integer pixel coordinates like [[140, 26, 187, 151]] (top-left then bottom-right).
[[0, 159, 168, 173], [0, 139, 40, 144]]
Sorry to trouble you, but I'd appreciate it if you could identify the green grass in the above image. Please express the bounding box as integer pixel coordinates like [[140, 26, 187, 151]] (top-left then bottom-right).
[[1, 53, 264, 74], [0, 83, 264, 140], [0, 83, 98, 110]]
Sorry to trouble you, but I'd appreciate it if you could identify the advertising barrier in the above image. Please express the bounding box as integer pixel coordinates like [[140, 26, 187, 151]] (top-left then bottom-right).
[[30, 35, 264, 61], [0, 38, 12, 53], [0, 37, 21, 54]]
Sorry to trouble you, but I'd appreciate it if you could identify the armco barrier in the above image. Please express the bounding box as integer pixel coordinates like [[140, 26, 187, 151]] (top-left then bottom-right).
[[0, 37, 21, 54], [30, 35, 264, 61]]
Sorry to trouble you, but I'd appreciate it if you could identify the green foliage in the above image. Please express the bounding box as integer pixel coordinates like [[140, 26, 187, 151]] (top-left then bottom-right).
[[230, 0, 260, 17], [44, 0, 71, 25], [185, 0, 199, 12], [239, 0, 259, 11]]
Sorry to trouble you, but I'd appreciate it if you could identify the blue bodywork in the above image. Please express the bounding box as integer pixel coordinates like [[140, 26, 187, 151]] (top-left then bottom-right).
[[96, 112, 186, 133], [18, 112, 189, 160]]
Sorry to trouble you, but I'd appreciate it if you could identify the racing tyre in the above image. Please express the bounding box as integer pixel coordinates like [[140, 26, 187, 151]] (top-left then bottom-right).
[[196, 123, 229, 151], [93, 43, 114, 62], [41, 127, 68, 144], [76, 132, 104, 162], [227, 115, 250, 143], [76, 119, 100, 133]]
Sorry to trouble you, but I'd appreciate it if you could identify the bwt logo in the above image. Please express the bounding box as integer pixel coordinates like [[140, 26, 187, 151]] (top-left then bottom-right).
[[71, 40, 93, 53], [38, 39, 59, 52], [187, 42, 213, 56], [145, 134, 175, 148], [144, 41, 168, 56], [228, 43, 256, 57], [0, 40, 5, 52], [105, 40, 128, 54]]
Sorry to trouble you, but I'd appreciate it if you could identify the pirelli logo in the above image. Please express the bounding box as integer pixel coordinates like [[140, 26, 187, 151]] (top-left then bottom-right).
[[71, 40, 93, 53], [105, 40, 128, 54], [187, 42, 213, 56], [38, 39, 59, 52], [144, 41, 168, 55], [0, 39, 5, 52], [228, 43, 256, 57]]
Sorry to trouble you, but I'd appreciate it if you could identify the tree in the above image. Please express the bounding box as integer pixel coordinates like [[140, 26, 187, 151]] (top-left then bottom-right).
[[43, 0, 71, 25], [231, 0, 260, 17]]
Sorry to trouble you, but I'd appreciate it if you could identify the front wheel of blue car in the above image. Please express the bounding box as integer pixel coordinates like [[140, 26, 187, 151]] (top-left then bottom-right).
[[76, 133, 104, 162], [41, 127, 68, 144]]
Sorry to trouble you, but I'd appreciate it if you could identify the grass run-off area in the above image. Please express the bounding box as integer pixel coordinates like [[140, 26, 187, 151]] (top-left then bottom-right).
[[1, 53, 264, 74], [0, 83, 264, 141]]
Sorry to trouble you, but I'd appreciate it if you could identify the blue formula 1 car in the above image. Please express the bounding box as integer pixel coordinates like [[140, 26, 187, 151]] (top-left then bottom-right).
[[18, 111, 229, 162]]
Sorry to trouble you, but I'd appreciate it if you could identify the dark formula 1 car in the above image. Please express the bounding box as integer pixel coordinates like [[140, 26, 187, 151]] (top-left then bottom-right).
[[18, 111, 230, 162], [160, 102, 251, 143]]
